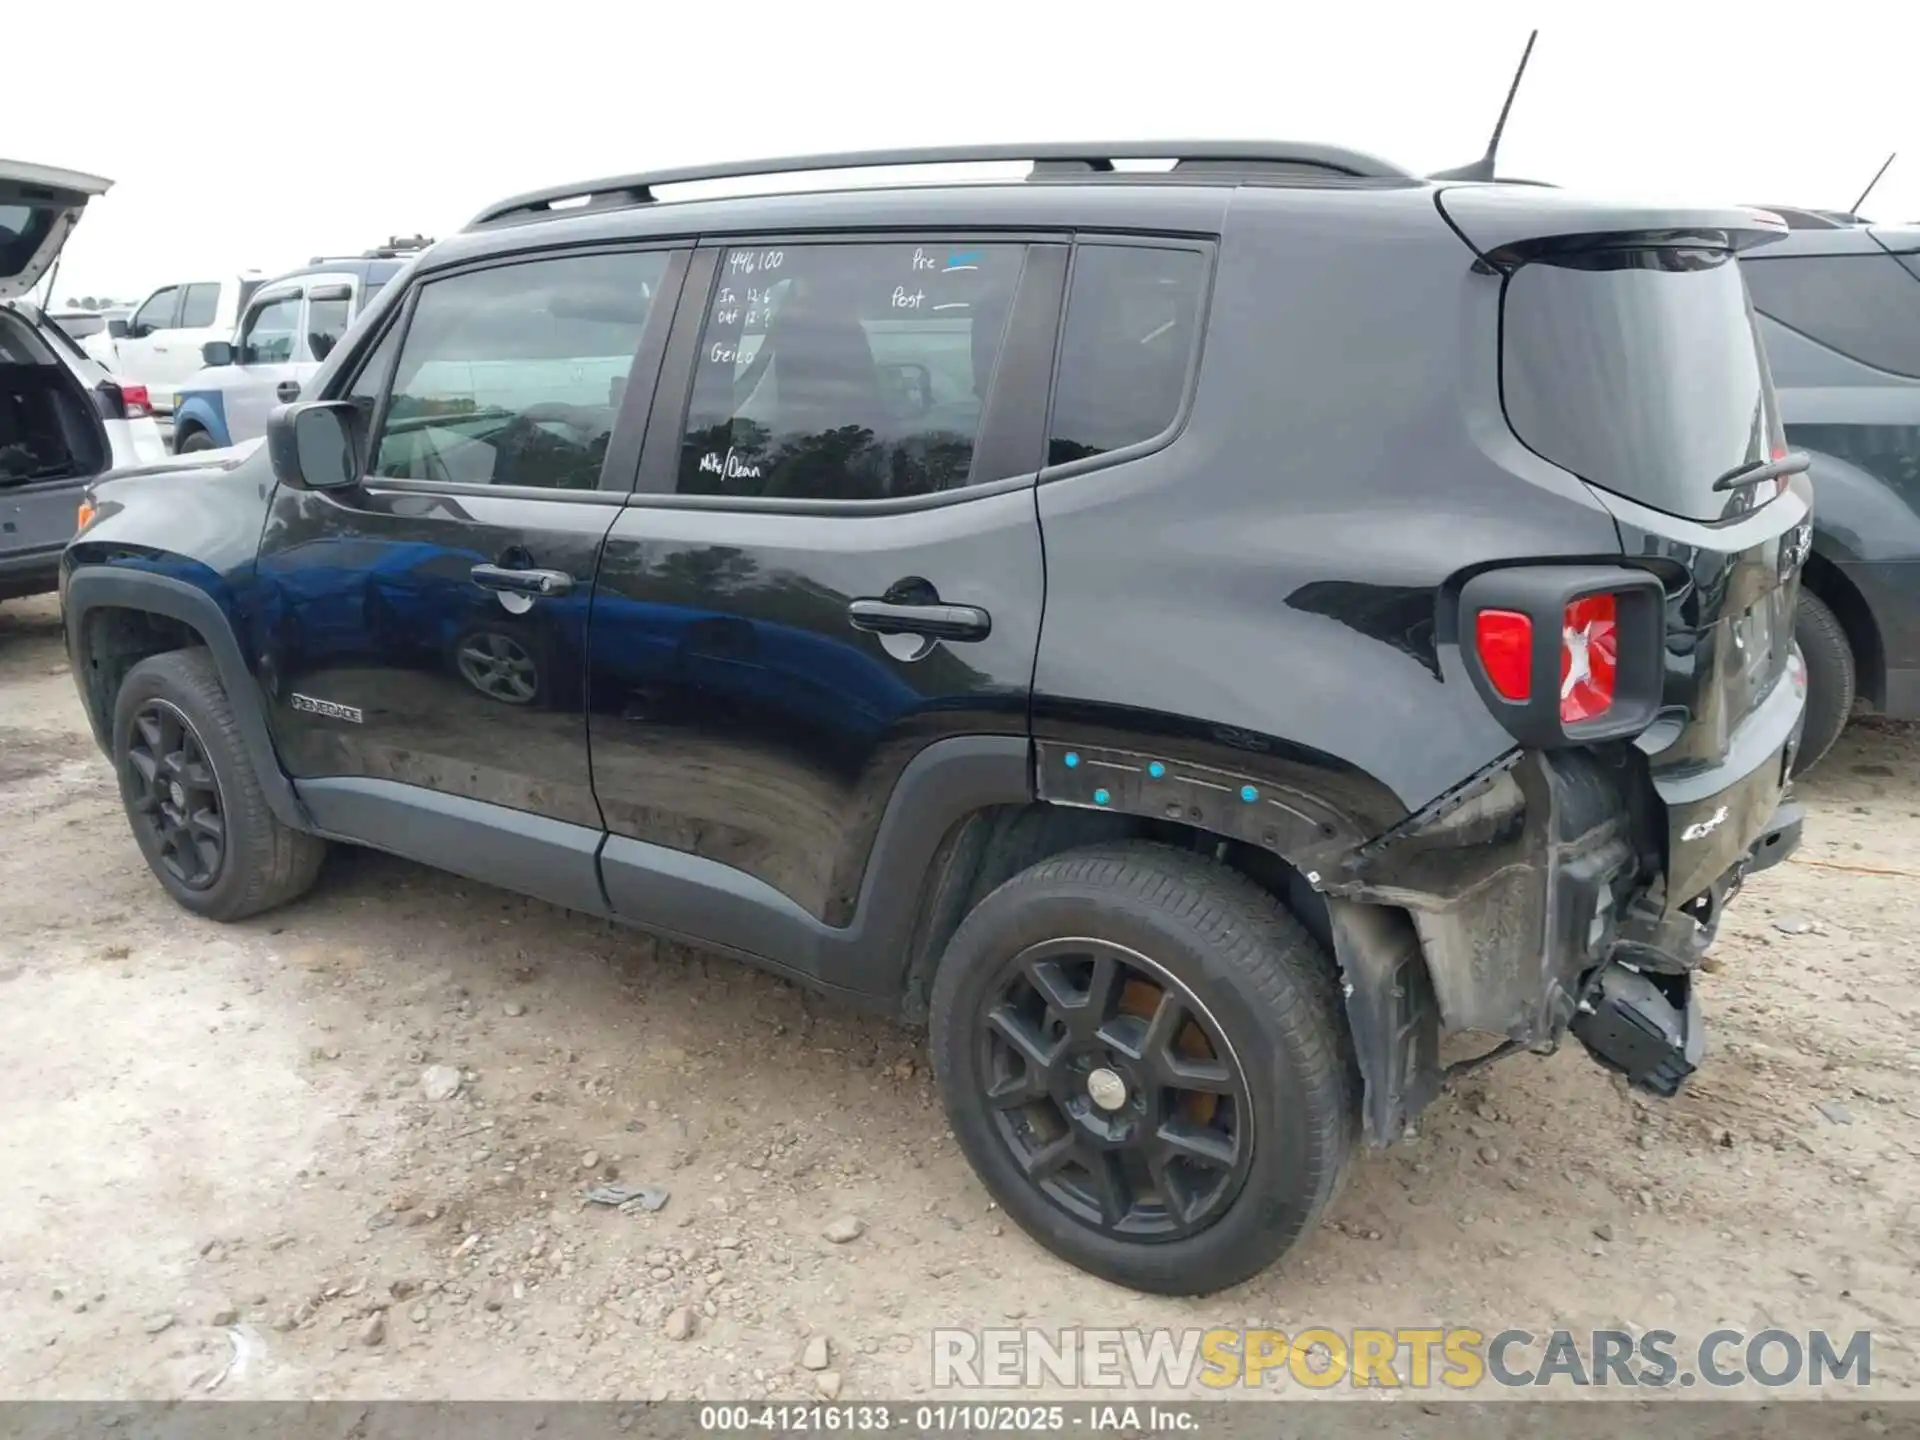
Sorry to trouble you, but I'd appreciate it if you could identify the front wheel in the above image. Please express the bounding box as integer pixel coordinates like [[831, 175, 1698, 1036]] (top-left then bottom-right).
[[113, 647, 327, 920], [175, 428, 218, 454], [930, 842, 1358, 1295]]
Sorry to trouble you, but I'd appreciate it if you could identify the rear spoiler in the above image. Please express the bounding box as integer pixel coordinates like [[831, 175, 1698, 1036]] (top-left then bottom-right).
[[1436, 186, 1790, 269]]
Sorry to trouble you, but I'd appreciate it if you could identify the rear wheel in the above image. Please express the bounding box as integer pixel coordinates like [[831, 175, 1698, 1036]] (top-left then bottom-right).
[[175, 427, 217, 454], [112, 648, 327, 920], [1791, 589, 1855, 777], [930, 842, 1357, 1295]]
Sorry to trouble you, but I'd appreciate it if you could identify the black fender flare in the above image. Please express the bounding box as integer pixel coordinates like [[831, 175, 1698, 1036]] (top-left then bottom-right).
[[63, 566, 312, 833]]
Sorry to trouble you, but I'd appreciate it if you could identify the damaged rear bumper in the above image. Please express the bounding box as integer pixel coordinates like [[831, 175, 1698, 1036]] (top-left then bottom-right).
[[1332, 683, 1805, 1140], [1571, 797, 1801, 1097]]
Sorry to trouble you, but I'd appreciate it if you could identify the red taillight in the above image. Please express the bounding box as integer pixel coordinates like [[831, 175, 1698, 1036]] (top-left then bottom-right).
[[1474, 610, 1534, 701], [1461, 566, 1661, 747], [1560, 593, 1618, 724], [116, 383, 153, 419]]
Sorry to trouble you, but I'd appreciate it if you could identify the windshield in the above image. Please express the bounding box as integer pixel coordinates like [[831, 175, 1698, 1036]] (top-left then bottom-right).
[[1502, 247, 1780, 523]]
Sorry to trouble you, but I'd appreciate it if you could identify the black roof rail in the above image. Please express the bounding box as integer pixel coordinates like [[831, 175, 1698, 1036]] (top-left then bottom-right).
[[466, 141, 1415, 229]]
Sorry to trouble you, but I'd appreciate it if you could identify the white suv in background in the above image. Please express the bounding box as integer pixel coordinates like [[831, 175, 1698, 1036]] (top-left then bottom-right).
[[109, 271, 267, 435], [2, 160, 168, 604], [171, 242, 427, 453]]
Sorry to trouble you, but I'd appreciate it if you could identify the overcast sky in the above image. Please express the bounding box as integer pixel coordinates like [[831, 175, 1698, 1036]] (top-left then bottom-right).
[[14, 5, 1919, 303]]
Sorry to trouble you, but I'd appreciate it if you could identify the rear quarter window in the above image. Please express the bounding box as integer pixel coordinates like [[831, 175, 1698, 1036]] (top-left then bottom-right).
[[1740, 252, 1920, 379], [1047, 244, 1207, 468]]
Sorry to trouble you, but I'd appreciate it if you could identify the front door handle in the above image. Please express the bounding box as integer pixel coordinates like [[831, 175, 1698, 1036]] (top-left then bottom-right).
[[471, 564, 574, 597], [276, 380, 302, 403], [847, 597, 991, 642]]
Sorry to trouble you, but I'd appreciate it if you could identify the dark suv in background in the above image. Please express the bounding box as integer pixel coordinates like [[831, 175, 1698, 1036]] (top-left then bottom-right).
[[62, 142, 1808, 1295], [1741, 209, 1920, 770]]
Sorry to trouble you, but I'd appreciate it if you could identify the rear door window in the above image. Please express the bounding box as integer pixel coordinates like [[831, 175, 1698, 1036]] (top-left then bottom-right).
[[1740, 253, 1920, 379], [676, 240, 1026, 500], [179, 282, 221, 329], [1501, 247, 1779, 523], [1048, 244, 1207, 468]]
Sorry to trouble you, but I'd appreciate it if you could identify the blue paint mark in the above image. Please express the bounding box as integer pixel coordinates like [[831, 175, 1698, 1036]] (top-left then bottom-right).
[[945, 250, 982, 270], [1063, 752, 1080, 768], [1093, 788, 1110, 806], [1148, 762, 1166, 779], [1240, 785, 1259, 803]]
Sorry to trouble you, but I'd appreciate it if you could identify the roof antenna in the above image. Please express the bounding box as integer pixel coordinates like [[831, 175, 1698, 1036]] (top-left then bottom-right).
[[1430, 29, 1539, 182], [1848, 152, 1896, 219]]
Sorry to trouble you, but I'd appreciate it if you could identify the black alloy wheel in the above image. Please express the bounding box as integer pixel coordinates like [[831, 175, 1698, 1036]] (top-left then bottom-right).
[[123, 698, 226, 890], [931, 842, 1358, 1295], [979, 938, 1254, 1240]]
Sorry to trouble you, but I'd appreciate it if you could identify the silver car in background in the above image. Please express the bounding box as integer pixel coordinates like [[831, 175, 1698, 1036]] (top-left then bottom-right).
[[2, 160, 167, 604]]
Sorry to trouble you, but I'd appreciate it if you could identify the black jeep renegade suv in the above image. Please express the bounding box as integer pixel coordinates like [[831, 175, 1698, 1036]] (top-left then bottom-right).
[[61, 142, 1809, 1295]]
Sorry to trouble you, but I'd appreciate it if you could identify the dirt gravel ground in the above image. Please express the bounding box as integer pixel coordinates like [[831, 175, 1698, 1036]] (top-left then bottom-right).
[[2, 590, 1918, 1404]]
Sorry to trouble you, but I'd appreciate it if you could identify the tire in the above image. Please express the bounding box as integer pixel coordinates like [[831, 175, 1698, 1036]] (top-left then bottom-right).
[[930, 841, 1358, 1295], [112, 647, 327, 921], [175, 428, 217, 454], [1791, 589, 1855, 777]]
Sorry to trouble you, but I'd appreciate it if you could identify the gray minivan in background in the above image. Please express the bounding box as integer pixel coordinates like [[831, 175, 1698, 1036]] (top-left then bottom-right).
[[1743, 211, 1920, 772]]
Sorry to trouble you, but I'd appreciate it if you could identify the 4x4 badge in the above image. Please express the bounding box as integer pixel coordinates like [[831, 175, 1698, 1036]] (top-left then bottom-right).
[[290, 693, 363, 724], [1681, 805, 1729, 842]]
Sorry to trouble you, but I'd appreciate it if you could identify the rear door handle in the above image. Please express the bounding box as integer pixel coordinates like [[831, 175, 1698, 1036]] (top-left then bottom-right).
[[275, 380, 302, 403], [847, 598, 991, 642], [471, 564, 574, 597]]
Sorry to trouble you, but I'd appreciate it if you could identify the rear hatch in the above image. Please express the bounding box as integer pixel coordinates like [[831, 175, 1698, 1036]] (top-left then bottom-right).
[[1442, 186, 1810, 908], [0, 160, 110, 302]]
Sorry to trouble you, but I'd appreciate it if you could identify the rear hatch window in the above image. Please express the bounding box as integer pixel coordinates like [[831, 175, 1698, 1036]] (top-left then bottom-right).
[[0, 204, 57, 282], [1501, 247, 1779, 523]]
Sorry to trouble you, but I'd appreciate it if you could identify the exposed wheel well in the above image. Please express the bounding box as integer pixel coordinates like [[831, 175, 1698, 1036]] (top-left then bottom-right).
[[1802, 553, 1882, 710], [899, 802, 1334, 1022], [76, 605, 206, 748]]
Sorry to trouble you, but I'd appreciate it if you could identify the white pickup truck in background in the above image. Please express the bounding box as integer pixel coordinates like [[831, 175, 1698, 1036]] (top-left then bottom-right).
[[99, 274, 266, 438]]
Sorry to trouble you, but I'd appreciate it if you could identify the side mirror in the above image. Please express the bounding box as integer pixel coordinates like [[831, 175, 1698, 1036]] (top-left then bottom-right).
[[202, 340, 234, 367], [107, 318, 130, 340], [266, 400, 359, 491]]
